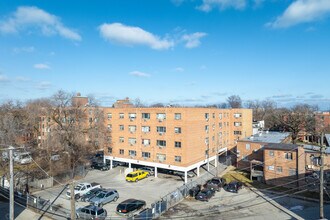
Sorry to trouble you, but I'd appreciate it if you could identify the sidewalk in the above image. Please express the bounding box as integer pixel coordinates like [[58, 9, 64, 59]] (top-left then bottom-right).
[[0, 201, 52, 220], [16, 208, 53, 220]]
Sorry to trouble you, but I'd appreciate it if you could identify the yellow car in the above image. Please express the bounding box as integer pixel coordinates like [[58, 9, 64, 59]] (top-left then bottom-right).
[[126, 170, 149, 182]]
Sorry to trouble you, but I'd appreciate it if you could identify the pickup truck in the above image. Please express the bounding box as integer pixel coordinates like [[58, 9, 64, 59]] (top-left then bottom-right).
[[66, 182, 101, 200]]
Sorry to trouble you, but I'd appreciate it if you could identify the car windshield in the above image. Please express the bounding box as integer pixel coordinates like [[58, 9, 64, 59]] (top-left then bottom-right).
[[117, 203, 126, 209], [127, 174, 133, 177], [74, 186, 82, 190], [97, 193, 105, 198]]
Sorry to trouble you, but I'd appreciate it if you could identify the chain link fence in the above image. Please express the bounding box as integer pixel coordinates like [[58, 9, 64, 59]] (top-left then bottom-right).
[[133, 163, 227, 219]]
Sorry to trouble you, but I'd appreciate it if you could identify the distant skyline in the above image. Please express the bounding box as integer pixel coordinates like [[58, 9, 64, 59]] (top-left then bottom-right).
[[0, 0, 330, 109]]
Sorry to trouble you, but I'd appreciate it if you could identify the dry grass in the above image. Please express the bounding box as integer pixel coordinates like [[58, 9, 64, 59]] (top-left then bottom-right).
[[222, 170, 253, 185]]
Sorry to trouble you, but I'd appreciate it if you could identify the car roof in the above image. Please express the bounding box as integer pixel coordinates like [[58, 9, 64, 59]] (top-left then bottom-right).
[[129, 170, 146, 174], [120, 198, 144, 203], [84, 205, 104, 211], [100, 189, 116, 193]]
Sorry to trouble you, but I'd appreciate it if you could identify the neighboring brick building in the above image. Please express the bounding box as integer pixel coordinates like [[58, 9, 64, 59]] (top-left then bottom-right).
[[236, 131, 291, 170], [103, 106, 252, 183], [237, 132, 330, 188], [316, 112, 330, 132], [263, 143, 305, 188]]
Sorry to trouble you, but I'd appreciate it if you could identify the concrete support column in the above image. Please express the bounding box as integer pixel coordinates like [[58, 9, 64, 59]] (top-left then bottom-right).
[[129, 162, 131, 169], [155, 167, 158, 178], [197, 166, 200, 176], [215, 157, 218, 167], [207, 161, 210, 171], [184, 171, 188, 184], [110, 159, 113, 170]]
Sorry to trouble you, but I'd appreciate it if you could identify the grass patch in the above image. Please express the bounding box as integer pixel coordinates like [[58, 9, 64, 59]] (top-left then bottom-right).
[[222, 170, 253, 185]]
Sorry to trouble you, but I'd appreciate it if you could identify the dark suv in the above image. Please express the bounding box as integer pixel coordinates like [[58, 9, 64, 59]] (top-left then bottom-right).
[[195, 188, 215, 202], [223, 181, 243, 193], [203, 177, 224, 191], [91, 162, 109, 171], [116, 199, 146, 216]]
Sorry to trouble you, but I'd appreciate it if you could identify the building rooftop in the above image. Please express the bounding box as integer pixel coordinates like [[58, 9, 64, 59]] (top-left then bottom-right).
[[264, 143, 299, 151], [304, 144, 330, 154], [241, 131, 291, 144]]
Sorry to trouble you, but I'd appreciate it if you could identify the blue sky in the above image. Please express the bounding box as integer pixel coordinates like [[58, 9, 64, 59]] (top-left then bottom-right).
[[0, 0, 330, 109]]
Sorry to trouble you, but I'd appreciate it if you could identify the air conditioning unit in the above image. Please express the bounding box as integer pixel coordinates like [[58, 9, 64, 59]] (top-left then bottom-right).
[[130, 118, 134, 121], [143, 157, 147, 160], [158, 118, 163, 122], [159, 132, 163, 136], [206, 118, 209, 121], [130, 143, 134, 146]]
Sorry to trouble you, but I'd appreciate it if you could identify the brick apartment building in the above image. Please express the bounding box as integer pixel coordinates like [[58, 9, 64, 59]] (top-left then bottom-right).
[[38, 95, 253, 183], [103, 105, 252, 183]]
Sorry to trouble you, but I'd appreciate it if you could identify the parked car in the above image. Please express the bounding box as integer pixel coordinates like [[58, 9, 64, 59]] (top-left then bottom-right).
[[91, 162, 110, 171], [203, 177, 224, 191], [66, 182, 101, 200], [195, 189, 215, 202], [189, 184, 201, 197], [89, 189, 119, 207], [116, 199, 146, 216], [223, 181, 243, 193], [76, 205, 107, 220], [80, 188, 103, 202], [126, 170, 149, 182], [139, 167, 155, 175], [110, 159, 127, 167], [172, 171, 195, 178]]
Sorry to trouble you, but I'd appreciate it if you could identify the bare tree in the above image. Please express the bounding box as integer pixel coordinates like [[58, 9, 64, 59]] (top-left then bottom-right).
[[150, 103, 165, 107], [37, 90, 107, 178], [227, 95, 242, 108], [133, 98, 145, 107], [245, 99, 277, 128], [272, 104, 317, 144]]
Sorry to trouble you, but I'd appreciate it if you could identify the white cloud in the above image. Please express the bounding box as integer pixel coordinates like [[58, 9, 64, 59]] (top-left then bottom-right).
[[197, 0, 247, 12], [172, 0, 185, 6], [34, 63, 50, 70], [0, 74, 9, 82], [13, 46, 35, 53], [36, 81, 51, 90], [173, 67, 184, 72], [98, 23, 174, 50], [182, 32, 207, 48], [16, 76, 30, 82], [0, 6, 81, 41], [129, 71, 151, 77], [267, 0, 330, 28]]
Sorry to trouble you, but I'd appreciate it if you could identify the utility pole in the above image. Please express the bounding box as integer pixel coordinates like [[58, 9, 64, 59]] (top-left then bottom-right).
[[70, 180, 76, 220], [320, 132, 325, 219], [9, 146, 14, 220]]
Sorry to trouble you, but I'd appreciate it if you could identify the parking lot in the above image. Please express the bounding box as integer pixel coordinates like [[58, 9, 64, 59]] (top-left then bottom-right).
[[33, 164, 205, 219], [161, 187, 296, 220]]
